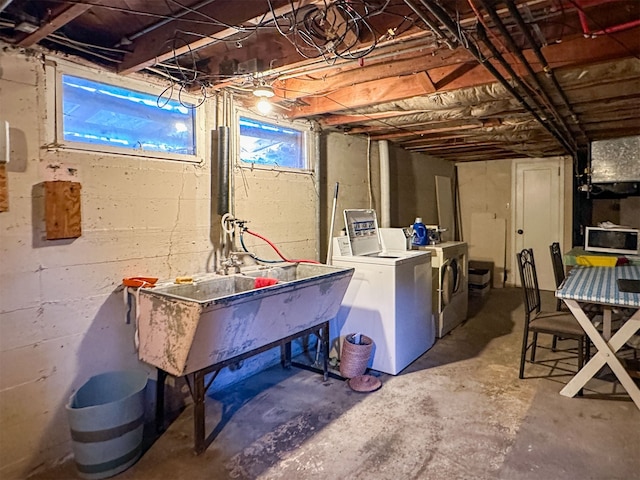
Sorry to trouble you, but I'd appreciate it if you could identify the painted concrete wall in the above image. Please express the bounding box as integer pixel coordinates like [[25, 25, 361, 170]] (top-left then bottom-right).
[[321, 133, 381, 258], [0, 48, 460, 478], [390, 146, 455, 229], [0, 50, 219, 478], [457, 157, 573, 287], [234, 168, 318, 262], [320, 134, 455, 257]]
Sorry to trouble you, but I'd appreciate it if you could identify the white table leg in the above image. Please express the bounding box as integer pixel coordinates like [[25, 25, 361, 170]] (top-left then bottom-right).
[[560, 300, 640, 410], [603, 307, 612, 341]]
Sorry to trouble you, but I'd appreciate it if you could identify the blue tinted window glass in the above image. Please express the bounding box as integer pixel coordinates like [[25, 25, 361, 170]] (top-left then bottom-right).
[[61, 75, 195, 155], [239, 116, 305, 168]]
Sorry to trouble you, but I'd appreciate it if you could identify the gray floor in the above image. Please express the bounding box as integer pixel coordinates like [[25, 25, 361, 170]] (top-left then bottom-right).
[[33, 288, 640, 479]]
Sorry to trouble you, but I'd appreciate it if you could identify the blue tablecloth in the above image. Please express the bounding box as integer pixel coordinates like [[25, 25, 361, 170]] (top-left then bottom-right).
[[556, 265, 640, 308]]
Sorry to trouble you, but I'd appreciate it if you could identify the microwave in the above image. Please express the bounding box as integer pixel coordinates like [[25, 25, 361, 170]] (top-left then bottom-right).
[[584, 226, 639, 255]]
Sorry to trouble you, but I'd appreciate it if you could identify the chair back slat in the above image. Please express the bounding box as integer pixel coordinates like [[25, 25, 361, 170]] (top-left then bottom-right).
[[517, 248, 541, 318], [549, 242, 565, 288]]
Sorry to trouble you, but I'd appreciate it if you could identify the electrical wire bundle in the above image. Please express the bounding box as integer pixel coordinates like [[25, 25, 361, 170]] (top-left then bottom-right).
[[268, 0, 414, 62]]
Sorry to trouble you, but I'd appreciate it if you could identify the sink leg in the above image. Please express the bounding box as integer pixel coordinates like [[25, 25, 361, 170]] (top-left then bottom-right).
[[193, 370, 206, 455], [322, 322, 329, 382], [156, 368, 167, 433], [282, 341, 292, 369]]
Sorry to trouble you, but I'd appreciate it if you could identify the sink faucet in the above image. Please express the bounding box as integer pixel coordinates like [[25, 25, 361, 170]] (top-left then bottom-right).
[[220, 251, 255, 274]]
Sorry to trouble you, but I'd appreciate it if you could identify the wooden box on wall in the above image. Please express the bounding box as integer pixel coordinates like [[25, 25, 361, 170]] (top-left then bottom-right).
[[44, 180, 82, 240]]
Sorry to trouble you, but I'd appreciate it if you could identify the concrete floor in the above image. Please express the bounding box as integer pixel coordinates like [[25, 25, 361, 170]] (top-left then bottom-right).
[[32, 288, 639, 479]]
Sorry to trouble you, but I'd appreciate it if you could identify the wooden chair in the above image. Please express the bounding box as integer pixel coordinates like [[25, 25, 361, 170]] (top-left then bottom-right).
[[517, 248, 590, 380]]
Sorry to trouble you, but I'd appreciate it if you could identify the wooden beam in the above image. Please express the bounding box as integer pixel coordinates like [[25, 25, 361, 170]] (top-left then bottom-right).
[[433, 61, 479, 90], [286, 27, 640, 117], [118, 0, 292, 75], [321, 111, 428, 126], [346, 119, 473, 135], [17, 3, 92, 47], [370, 123, 485, 140], [289, 72, 436, 118], [273, 48, 469, 100]]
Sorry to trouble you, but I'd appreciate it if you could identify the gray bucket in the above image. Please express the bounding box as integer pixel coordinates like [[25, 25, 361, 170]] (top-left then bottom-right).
[[66, 370, 148, 479]]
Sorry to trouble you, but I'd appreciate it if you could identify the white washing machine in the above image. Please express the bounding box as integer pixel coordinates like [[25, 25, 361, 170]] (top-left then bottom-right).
[[414, 242, 468, 337], [331, 210, 434, 375]]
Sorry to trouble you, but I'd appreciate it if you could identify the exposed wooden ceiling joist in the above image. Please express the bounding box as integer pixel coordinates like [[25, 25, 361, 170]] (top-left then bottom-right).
[[0, 0, 637, 163], [17, 3, 93, 47], [289, 72, 436, 118], [117, 0, 293, 75]]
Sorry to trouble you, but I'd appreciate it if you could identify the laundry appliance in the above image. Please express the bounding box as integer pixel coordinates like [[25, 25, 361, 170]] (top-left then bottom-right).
[[331, 210, 434, 375], [380, 229, 468, 338], [415, 242, 468, 337]]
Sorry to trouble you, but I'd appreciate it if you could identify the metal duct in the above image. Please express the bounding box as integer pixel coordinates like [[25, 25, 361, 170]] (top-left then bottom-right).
[[217, 126, 230, 216]]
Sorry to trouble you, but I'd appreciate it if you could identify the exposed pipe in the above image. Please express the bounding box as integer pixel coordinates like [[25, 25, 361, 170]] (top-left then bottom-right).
[[478, 0, 577, 151], [326, 182, 339, 264], [314, 129, 322, 262], [414, 0, 576, 155], [506, 0, 588, 143], [379, 140, 391, 228], [269, 0, 550, 83], [403, 0, 457, 49], [121, 0, 217, 44], [216, 126, 230, 215], [571, 0, 640, 36]]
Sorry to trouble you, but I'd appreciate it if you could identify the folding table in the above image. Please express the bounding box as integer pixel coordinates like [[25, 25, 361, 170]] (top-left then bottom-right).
[[556, 266, 640, 409]]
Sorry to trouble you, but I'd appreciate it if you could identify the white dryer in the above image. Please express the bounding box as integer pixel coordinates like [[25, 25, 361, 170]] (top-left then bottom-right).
[[331, 210, 434, 375], [415, 242, 468, 337]]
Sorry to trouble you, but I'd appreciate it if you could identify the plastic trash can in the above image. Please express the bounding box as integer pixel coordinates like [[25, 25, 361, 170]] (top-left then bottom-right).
[[66, 370, 148, 479]]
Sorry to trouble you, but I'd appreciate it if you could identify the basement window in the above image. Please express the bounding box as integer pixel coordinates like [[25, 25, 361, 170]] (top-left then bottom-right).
[[47, 61, 203, 162], [238, 115, 309, 170], [61, 74, 195, 156]]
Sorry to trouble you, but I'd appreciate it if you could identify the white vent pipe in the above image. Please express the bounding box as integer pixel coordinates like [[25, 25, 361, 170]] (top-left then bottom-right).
[[379, 140, 391, 227]]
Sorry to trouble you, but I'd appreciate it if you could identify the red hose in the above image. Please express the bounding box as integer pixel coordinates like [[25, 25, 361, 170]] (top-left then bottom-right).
[[244, 229, 320, 264]]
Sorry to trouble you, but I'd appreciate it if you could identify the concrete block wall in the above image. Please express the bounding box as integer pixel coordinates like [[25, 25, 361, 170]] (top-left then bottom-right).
[[234, 168, 318, 262], [0, 47, 460, 478], [390, 146, 455, 229], [0, 50, 218, 478]]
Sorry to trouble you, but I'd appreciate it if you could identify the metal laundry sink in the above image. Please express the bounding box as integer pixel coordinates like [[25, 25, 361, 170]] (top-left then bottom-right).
[[136, 263, 354, 376]]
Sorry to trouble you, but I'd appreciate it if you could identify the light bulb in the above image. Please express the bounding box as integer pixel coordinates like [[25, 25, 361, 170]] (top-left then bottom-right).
[[256, 98, 272, 114]]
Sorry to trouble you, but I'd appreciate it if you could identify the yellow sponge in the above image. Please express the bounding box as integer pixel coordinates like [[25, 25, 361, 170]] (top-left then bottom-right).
[[174, 276, 194, 284]]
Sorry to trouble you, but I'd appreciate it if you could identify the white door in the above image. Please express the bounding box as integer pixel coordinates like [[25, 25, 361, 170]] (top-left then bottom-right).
[[513, 158, 564, 291]]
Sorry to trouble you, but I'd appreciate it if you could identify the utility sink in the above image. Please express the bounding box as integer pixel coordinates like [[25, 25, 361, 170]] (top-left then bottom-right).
[[136, 263, 354, 376], [147, 275, 258, 303]]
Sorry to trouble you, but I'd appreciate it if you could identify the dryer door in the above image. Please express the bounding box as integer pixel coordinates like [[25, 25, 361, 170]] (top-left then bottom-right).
[[441, 260, 455, 307]]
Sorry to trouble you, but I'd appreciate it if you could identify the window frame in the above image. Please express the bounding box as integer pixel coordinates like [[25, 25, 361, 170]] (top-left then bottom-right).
[[233, 106, 315, 173], [45, 59, 206, 163]]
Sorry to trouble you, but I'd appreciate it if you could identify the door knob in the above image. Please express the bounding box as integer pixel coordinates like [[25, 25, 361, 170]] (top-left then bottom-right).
[[517, 229, 524, 234]]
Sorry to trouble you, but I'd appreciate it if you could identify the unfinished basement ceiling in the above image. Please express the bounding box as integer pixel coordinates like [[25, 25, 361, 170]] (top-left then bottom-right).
[[1, 0, 639, 161]]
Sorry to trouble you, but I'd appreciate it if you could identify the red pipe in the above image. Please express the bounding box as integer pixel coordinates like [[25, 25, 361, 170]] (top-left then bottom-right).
[[571, 0, 640, 37]]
